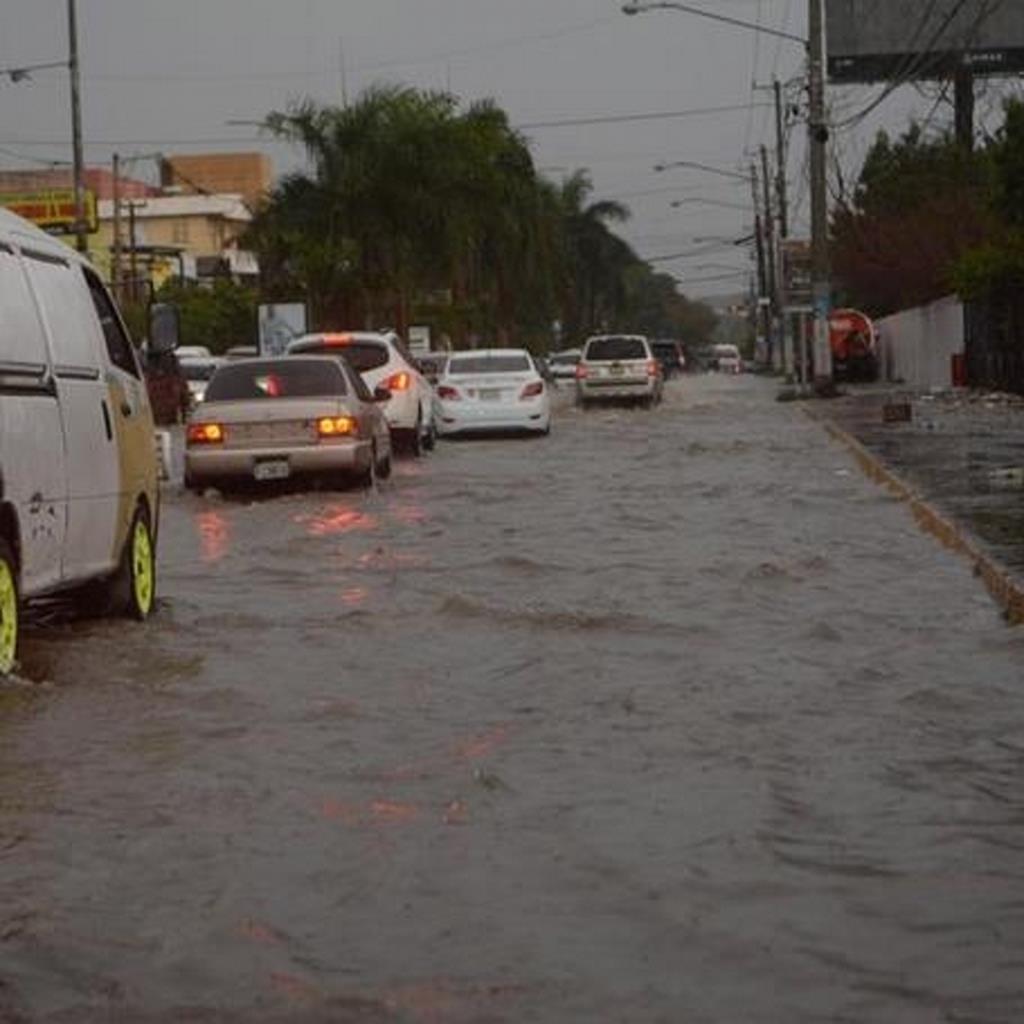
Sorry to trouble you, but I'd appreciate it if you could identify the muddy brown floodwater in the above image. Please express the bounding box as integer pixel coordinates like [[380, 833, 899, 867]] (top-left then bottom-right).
[[2, 375, 1024, 1023]]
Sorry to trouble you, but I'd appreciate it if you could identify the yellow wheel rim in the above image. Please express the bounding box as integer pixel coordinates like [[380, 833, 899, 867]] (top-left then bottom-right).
[[0, 559, 17, 675], [132, 519, 154, 617]]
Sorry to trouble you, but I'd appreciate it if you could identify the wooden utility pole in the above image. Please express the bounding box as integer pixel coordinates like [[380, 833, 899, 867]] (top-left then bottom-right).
[[112, 153, 123, 299], [954, 67, 974, 152], [760, 143, 778, 369], [68, 0, 88, 254], [750, 162, 770, 363], [808, 0, 832, 388]]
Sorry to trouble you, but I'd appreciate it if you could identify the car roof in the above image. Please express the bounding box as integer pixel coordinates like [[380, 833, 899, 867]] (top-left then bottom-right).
[[448, 348, 532, 359]]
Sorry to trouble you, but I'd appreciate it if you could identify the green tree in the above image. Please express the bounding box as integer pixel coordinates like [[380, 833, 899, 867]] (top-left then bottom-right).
[[154, 279, 257, 355]]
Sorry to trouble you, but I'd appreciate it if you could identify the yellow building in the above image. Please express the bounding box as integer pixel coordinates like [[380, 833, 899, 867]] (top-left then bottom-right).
[[95, 194, 258, 290]]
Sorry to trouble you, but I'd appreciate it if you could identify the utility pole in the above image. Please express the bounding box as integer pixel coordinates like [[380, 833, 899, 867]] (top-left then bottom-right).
[[112, 153, 123, 300], [760, 143, 778, 370], [67, 0, 88, 255], [773, 79, 791, 376], [128, 200, 139, 303], [750, 161, 770, 365], [773, 79, 789, 238], [808, 0, 832, 389], [954, 67, 974, 153]]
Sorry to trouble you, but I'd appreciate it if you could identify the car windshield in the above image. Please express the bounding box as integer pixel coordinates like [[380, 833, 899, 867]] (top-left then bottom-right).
[[550, 353, 579, 366], [294, 340, 390, 373], [714, 346, 740, 358], [206, 360, 345, 401], [448, 354, 531, 375], [586, 337, 646, 361]]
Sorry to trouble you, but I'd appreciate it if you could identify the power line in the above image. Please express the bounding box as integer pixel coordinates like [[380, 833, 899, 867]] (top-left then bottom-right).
[[517, 102, 772, 130]]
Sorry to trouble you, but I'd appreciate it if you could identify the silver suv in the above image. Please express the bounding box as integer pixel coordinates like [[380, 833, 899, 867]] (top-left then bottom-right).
[[575, 334, 663, 407]]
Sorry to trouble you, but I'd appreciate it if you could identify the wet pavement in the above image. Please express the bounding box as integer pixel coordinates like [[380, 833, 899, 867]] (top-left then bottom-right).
[[820, 387, 1024, 578], [3, 375, 1024, 1023]]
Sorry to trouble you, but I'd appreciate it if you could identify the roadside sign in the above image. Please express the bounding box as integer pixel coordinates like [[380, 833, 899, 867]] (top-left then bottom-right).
[[0, 189, 99, 235], [258, 303, 307, 356], [408, 325, 431, 354]]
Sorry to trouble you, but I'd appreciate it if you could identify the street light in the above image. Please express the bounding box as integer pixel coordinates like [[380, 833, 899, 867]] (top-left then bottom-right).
[[654, 159, 752, 183], [670, 198, 750, 212], [621, 2, 806, 46]]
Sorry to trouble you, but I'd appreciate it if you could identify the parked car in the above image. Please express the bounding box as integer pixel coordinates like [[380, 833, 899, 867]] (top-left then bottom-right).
[[575, 334, 663, 407], [287, 332, 436, 454], [650, 339, 686, 378], [417, 352, 449, 386], [547, 348, 581, 383], [179, 356, 225, 406], [712, 344, 742, 374], [0, 208, 162, 676], [436, 349, 551, 437], [184, 356, 392, 492]]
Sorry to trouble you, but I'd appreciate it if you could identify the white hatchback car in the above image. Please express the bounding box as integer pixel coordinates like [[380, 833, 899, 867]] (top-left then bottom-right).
[[287, 332, 436, 454], [436, 349, 551, 437]]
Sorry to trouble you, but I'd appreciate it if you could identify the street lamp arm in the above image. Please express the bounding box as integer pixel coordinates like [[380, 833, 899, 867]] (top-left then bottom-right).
[[670, 198, 751, 212], [654, 159, 752, 182], [622, 2, 806, 47]]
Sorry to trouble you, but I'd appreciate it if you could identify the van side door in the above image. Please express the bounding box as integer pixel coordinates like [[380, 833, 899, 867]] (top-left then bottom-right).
[[0, 244, 67, 595], [23, 250, 120, 581], [80, 267, 158, 543]]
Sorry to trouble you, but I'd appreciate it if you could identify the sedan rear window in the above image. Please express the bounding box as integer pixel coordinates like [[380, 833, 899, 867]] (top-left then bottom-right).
[[295, 340, 389, 372], [449, 354, 531, 374], [585, 337, 647, 361], [206, 360, 345, 401]]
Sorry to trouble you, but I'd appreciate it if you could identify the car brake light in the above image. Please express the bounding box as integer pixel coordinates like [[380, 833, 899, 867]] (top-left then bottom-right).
[[520, 381, 544, 399], [317, 416, 357, 437], [646, 360, 660, 377], [384, 372, 411, 391], [187, 423, 225, 445], [436, 385, 461, 401], [575, 364, 589, 380]]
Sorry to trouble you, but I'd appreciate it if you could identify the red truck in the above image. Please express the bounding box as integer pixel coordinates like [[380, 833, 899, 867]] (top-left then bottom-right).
[[829, 308, 878, 382]]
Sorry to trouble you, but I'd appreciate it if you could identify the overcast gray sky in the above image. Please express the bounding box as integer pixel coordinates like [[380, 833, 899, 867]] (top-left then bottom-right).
[[2, 1, 1020, 298]]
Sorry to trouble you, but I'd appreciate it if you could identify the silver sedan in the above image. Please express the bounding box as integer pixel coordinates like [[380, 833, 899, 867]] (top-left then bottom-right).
[[184, 356, 392, 491]]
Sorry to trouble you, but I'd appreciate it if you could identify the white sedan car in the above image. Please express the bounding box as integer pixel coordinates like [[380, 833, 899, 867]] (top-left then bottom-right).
[[287, 332, 436, 454], [436, 349, 551, 437]]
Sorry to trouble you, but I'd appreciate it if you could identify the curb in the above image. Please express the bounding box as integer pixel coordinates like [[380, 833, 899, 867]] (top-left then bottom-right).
[[809, 411, 1024, 626]]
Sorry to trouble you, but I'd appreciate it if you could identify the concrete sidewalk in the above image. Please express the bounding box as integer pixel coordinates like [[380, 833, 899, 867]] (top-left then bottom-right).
[[811, 384, 1024, 619]]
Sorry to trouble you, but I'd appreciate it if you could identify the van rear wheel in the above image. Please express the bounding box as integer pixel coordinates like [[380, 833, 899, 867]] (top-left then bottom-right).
[[106, 506, 156, 621], [0, 538, 19, 676]]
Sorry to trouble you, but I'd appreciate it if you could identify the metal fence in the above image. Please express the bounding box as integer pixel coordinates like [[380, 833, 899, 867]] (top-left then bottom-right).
[[965, 289, 1024, 396]]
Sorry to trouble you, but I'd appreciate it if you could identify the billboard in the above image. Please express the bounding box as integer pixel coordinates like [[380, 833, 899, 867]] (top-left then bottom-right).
[[826, 0, 1024, 83], [258, 302, 307, 356], [0, 189, 98, 235]]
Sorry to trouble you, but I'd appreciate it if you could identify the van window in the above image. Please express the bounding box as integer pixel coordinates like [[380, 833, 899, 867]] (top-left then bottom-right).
[[0, 248, 50, 373], [24, 254, 99, 376], [83, 268, 139, 377]]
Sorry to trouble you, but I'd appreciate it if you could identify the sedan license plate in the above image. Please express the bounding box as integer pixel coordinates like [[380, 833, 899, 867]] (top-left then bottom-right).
[[253, 459, 290, 481], [478, 388, 501, 400]]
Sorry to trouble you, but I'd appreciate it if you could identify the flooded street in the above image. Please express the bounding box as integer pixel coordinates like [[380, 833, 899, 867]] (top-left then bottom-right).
[[3, 374, 1024, 1022]]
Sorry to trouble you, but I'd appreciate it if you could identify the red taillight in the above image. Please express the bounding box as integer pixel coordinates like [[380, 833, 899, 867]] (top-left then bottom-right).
[[384, 372, 411, 391], [436, 385, 461, 401], [317, 416, 357, 437], [575, 364, 589, 380], [187, 422, 224, 445], [646, 360, 660, 378], [520, 381, 544, 400]]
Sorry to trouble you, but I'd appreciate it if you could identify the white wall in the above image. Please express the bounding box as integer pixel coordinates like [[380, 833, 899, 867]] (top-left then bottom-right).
[[877, 295, 964, 390]]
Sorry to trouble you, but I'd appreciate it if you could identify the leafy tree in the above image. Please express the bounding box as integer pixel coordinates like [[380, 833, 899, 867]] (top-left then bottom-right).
[[154, 279, 257, 355], [831, 123, 991, 317]]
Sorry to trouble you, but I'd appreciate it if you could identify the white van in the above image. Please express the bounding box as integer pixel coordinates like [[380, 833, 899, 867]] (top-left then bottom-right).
[[0, 208, 162, 676]]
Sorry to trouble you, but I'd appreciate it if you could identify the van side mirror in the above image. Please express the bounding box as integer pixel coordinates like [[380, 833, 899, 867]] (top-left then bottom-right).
[[149, 303, 180, 356]]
